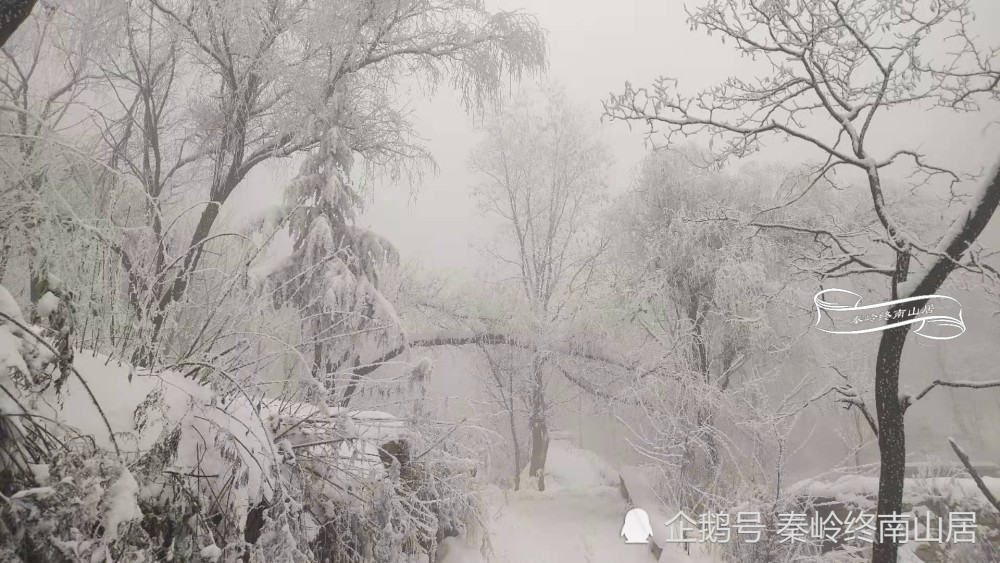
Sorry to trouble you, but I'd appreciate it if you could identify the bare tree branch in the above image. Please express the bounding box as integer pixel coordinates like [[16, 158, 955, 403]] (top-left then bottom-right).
[[948, 438, 1000, 515], [339, 331, 632, 408], [912, 377, 1000, 403]]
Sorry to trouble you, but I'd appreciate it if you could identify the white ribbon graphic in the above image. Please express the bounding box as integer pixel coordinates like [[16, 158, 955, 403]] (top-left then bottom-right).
[[813, 289, 965, 340]]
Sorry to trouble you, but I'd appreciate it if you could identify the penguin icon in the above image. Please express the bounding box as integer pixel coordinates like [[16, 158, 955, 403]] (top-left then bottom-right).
[[621, 508, 653, 544]]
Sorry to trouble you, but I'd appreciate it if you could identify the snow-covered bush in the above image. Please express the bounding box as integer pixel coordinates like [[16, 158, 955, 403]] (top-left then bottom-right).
[[0, 447, 162, 562], [0, 282, 481, 561], [0, 287, 147, 561], [266, 396, 480, 563]]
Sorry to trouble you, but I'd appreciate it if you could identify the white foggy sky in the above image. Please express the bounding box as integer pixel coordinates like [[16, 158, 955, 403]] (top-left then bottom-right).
[[357, 0, 1000, 275]]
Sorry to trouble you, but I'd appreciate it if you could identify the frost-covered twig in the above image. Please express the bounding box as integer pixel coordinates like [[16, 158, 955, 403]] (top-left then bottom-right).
[[832, 387, 879, 438], [551, 362, 638, 406], [830, 366, 879, 437], [410, 417, 468, 463]]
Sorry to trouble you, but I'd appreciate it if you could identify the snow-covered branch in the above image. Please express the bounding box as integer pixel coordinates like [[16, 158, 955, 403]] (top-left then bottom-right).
[[340, 331, 631, 407], [898, 157, 1000, 298], [948, 438, 1000, 515], [912, 376, 1000, 403]]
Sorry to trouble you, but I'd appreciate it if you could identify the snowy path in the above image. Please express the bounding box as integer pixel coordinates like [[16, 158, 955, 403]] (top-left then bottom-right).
[[459, 438, 714, 563], [486, 485, 658, 562]]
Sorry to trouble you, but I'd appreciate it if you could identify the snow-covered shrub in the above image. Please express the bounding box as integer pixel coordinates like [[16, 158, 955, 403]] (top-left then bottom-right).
[[267, 399, 480, 563], [0, 448, 157, 562], [0, 317, 478, 562], [0, 287, 148, 561], [0, 285, 58, 488], [0, 286, 286, 559]]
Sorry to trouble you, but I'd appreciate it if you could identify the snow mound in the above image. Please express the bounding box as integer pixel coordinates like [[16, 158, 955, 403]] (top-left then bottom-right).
[[0, 325, 29, 376], [199, 544, 223, 561], [789, 474, 879, 506]]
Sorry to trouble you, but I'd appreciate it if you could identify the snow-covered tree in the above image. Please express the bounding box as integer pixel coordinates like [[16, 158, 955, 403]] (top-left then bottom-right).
[[1, 0, 546, 366], [609, 151, 789, 509], [604, 2, 1000, 561], [469, 83, 611, 490], [0, 0, 111, 305], [0, 0, 548, 560]]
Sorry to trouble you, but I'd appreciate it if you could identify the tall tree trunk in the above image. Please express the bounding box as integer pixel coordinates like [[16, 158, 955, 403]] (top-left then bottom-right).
[[0, 0, 36, 48], [871, 323, 910, 563], [150, 202, 220, 336], [509, 402, 522, 492], [527, 415, 548, 491], [146, 72, 260, 347], [28, 267, 44, 319], [24, 174, 45, 319], [507, 363, 523, 491], [527, 355, 549, 491]]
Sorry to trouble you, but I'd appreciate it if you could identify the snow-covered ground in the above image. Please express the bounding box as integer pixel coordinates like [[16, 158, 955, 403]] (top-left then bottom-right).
[[462, 436, 716, 563], [486, 484, 655, 563]]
